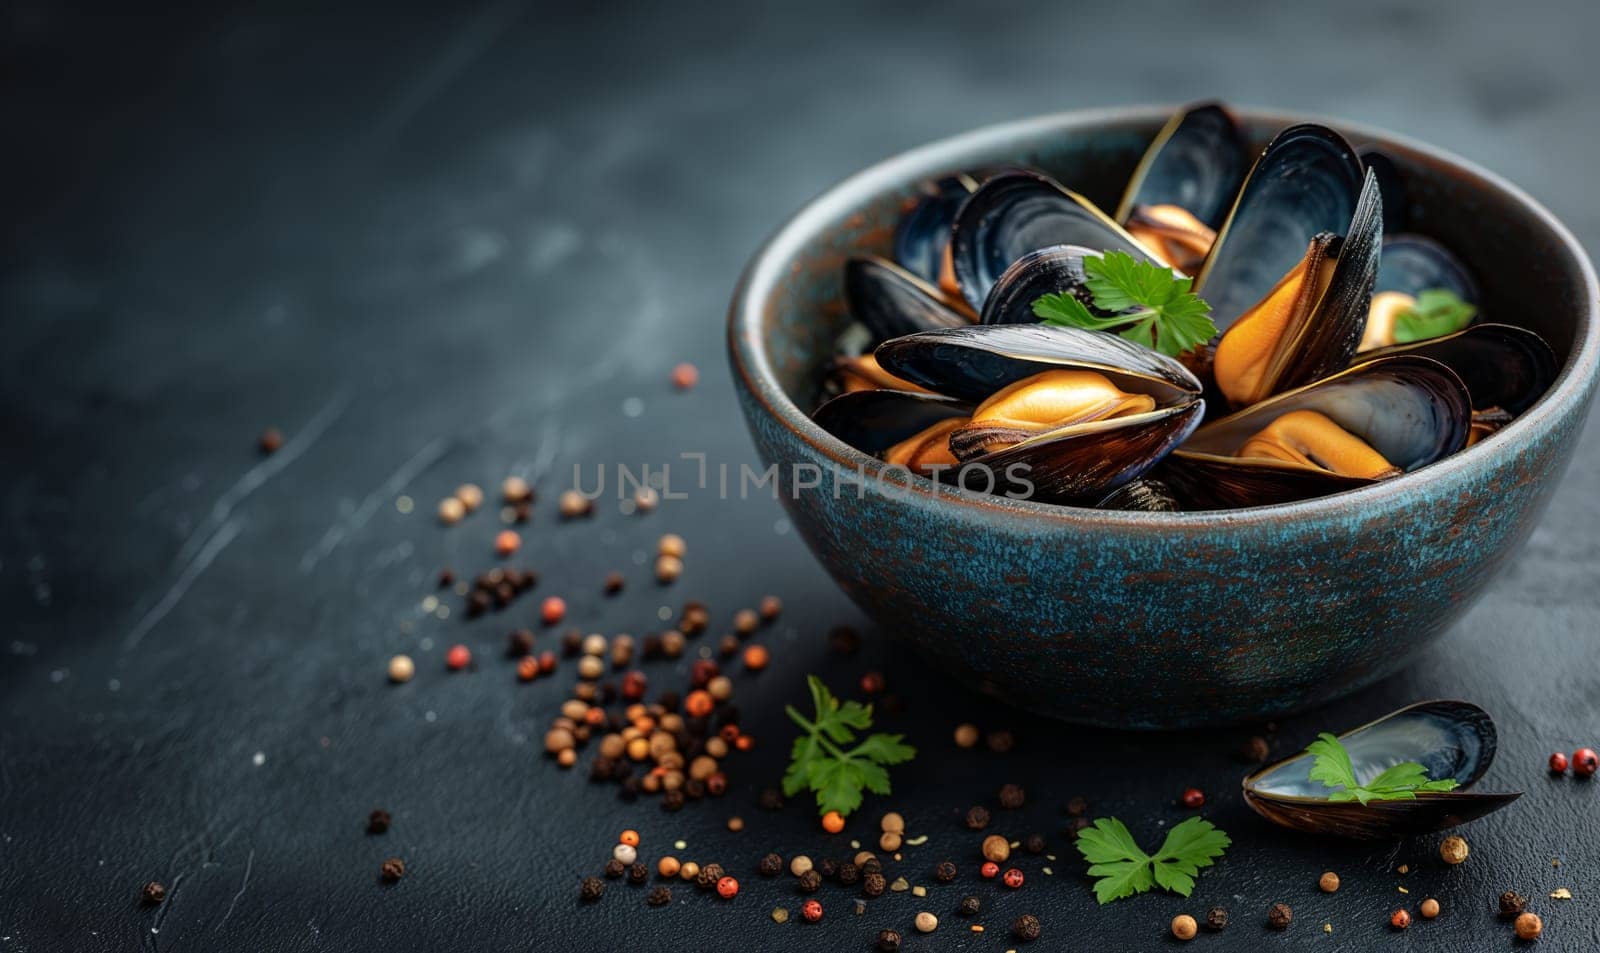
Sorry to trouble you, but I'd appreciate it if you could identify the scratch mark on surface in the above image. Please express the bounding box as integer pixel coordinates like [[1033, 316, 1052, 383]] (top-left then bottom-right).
[[215, 849, 254, 931], [144, 871, 185, 952], [299, 437, 450, 573], [175, 392, 349, 567], [122, 520, 243, 652]]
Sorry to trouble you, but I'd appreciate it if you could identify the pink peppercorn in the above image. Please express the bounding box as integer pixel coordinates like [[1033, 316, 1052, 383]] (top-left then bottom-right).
[[980, 862, 999, 879], [716, 876, 738, 899], [446, 644, 471, 670], [1002, 867, 1024, 889], [1551, 752, 1570, 774], [1181, 787, 1205, 808], [801, 899, 823, 922], [541, 597, 566, 626], [1574, 748, 1599, 778]]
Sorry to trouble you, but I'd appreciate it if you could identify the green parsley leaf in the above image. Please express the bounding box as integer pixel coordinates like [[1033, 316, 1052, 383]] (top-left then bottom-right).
[[783, 675, 916, 817], [1031, 251, 1218, 358], [1393, 288, 1476, 343], [1305, 731, 1460, 804], [1076, 816, 1229, 904]]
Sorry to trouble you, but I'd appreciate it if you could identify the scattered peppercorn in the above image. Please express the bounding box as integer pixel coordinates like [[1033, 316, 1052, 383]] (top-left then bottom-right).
[[1066, 795, 1088, 816], [661, 789, 685, 811], [965, 805, 991, 830], [754, 853, 782, 877], [658, 857, 680, 878], [629, 863, 647, 884], [647, 885, 671, 906], [1319, 871, 1340, 893], [797, 869, 822, 893], [387, 654, 415, 683], [860, 856, 882, 875], [1024, 833, 1045, 854], [789, 855, 813, 877], [1440, 835, 1470, 865], [494, 530, 521, 557], [742, 644, 769, 672], [1389, 908, 1411, 929], [671, 362, 699, 390], [1574, 747, 1599, 777], [879, 831, 902, 852], [985, 730, 1014, 752], [1499, 890, 1528, 918], [822, 810, 846, 834], [367, 808, 392, 834], [438, 496, 466, 525], [1420, 897, 1440, 919], [801, 899, 823, 922], [1011, 913, 1042, 941], [1515, 912, 1542, 940], [876, 928, 902, 952], [925, 860, 953, 883], [541, 597, 567, 626], [717, 876, 739, 899], [953, 723, 979, 748], [1205, 906, 1228, 931], [614, 843, 639, 865], [981, 835, 1010, 862], [759, 788, 784, 811], [1241, 735, 1271, 762], [141, 881, 166, 905], [605, 858, 626, 879], [828, 626, 861, 656], [759, 595, 782, 621], [1181, 786, 1205, 808], [979, 861, 999, 879], [914, 911, 938, 933], [1172, 914, 1198, 941], [837, 862, 859, 886], [863, 872, 886, 897], [679, 862, 700, 882], [859, 671, 884, 694], [1550, 751, 1570, 774], [381, 858, 406, 884], [1002, 867, 1024, 889], [259, 427, 284, 454], [1267, 903, 1292, 929], [998, 783, 1026, 808]]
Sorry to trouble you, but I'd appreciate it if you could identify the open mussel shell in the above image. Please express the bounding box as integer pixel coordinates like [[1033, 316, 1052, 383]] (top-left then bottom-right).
[[812, 389, 971, 456], [950, 170, 1163, 313], [1375, 234, 1479, 303], [1359, 149, 1409, 233], [1116, 101, 1248, 229], [1195, 123, 1367, 332], [1364, 323, 1556, 415], [1096, 476, 1181, 512], [1243, 701, 1521, 839], [978, 244, 1104, 326], [894, 174, 978, 285], [845, 256, 970, 342], [974, 402, 1203, 502], [1166, 355, 1471, 508]]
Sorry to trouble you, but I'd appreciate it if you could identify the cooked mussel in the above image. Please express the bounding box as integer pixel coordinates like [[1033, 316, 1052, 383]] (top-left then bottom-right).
[[1116, 103, 1247, 273], [813, 388, 971, 464], [1209, 171, 1383, 408], [1096, 477, 1181, 512], [893, 174, 979, 290], [1165, 355, 1470, 508], [1363, 323, 1555, 415], [1374, 234, 1477, 303], [1243, 701, 1521, 839], [1359, 149, 1409, 233], [845, 256, 970, 342], [977, 244, 1104, 326], [826, 352, 932, 396], [1196, 124, 1367, 333], [950, 170, 1164, 313]]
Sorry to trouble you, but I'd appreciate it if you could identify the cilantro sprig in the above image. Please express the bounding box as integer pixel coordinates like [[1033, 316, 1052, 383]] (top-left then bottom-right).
[[1075, 816, 1231, 904], [1305, 732, 1460, 804], [783, 676, 915, 817], [1393, 288, 1476, 343], [1032, 250, 1218, 358]]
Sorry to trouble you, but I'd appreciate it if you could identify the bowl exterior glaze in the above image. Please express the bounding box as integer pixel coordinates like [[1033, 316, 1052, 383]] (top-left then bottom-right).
[[729, 107, 1599, 728]]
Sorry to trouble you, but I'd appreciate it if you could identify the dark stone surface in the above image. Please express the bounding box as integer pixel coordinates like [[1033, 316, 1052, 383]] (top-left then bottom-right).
[[2, 2, 1597, 951]]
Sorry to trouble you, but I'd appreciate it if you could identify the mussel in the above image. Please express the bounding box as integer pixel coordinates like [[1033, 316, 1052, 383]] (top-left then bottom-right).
[[845, 256, 971, 342], [1165, 355, 1470, 508], [1243, 701, 1521, 839], [949, 170, 1164, 313], [1116, 102, 1248, 272], [815, 325, 1204, 502], [977, 244, 1103, 326], [1096, 477, 1181, 512], [1373, 234, 1478, 304], [893, 174, 979, 290]]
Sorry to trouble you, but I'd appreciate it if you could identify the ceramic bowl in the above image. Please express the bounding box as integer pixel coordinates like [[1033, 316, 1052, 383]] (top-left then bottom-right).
[[728, 106, 1599, 728]]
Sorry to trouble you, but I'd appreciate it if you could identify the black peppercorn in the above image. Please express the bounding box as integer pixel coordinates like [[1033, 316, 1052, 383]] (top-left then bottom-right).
[[1498, 890, 1528, 918], [1267, 902, 1292, 929], [684, 777, 706, 800], [797, 869, 822, 893], [863, 872, 886, 897], [647, 885, 671, 906], [1012, 913, 1042, 941], [367, 808, 391, 834], [604, 571, 625, 594], [933, 860, 957, 883], [860, 857, 883, 876], [817, 857, 839, 880], [507, 629, 534, 657], [1065, 795, 1088, 816], [1205, 906, 1228, 930], [657, 690, 680, 712], [381, 858, 405, 884], [580, 876, 604, 901], [1024, 833, 1045, 854], [986, 730, 1015, 752], [998, 783, 1026, 808], [965, 805, 991, 830], [661, 789, 685, 812], [467, 590, 490, 617], [1066, 816, 1091, 839], [697, 863, 725, 890], [141, 881, 166, 905], [605, 858, 626, 879], [642, 634, 663, 659], [629, 862, 647, 884], [876, 928, 901, 952], [619, 777, 640, 801], [829, 626, 861, 656], [958, 895, 980, 916], [1241, 735, 1271, 762], [438, 568, 455, 588], [760, 853, 784, 876], [590, 757, 616, 782], [759, 787, 784, 811], [838, 862, 859, 886], [562, 630, 583, 656]]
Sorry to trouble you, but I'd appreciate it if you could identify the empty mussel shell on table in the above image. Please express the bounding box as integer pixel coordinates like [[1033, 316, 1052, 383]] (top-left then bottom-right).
[[1165, 355, 1470, 509], [1243, 700, 1521, 839]]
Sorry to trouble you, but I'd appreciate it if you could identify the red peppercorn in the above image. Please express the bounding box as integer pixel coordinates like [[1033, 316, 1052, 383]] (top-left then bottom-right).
[[690, 659, 719, 688], [516, 656, 538, 682], [734, 734, 754, 751], [1550, 751, 1570, 774], [622, 671, 648, 701], [716, 875, 739, 899], [1574, 748, 1599, 777], [801, 899, 823, 922], [1002, 867, 1024, 889], [1390, 908, 1412, 929], [980, 862, 999, 879], [446, 644, 471, 670], [860, 671, 885, 694], [1181, 786, 1205, 808], [541, 597, 566, 625], [537, 650, 557, 674], [719, 724, 740, 743]]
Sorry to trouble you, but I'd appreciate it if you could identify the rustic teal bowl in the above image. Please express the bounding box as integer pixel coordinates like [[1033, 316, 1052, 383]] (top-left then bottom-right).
[[728, 106, 1599, 728]]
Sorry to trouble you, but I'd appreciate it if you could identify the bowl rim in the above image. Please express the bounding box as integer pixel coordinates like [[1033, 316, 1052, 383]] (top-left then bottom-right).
[[728, 104, 1600, 528]]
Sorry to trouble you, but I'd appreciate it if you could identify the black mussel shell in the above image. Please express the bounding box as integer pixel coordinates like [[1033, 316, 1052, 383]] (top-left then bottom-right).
[[812, 389, 971, 457], [1167, 355, 1471, 508], [893, 174, 978, 285], [1364, 323, 1555, 415], [1375, 234, 1479, 303], [950, 170, 1163, 313], [978, 244, 1105, 326], [1359, 149, 1409, 233], [1196, 124, 1367, 333], [1096, 477, 1181, 512], [845, 256, 969, 342], [1117, 102, 1248, 229], [975, 403, 1203, 503], [875, 324, 1202, 407], [1243, 700, 1521, 839]]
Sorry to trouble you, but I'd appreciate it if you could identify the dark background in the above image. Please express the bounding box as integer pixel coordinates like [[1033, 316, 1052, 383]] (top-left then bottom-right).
[[3, 2, 1598, 951]]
